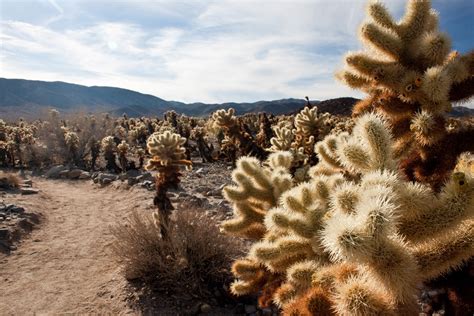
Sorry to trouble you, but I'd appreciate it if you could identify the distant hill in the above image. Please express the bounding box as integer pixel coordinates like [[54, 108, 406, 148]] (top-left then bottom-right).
[[1, 78, 472, 119]]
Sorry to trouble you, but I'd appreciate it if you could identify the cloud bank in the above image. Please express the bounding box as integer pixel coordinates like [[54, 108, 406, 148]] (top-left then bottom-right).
[[0, 0, 472, 105]]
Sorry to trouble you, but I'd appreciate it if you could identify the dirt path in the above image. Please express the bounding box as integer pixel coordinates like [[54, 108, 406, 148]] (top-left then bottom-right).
[[0, 179, 153, 315]]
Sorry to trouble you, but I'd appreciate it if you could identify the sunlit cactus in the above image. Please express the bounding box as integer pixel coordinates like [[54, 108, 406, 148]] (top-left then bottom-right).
[[337, 0, 474, 189], [145, 131, 192, 238], [223, 112, 474, 315], [101, 136, 120, 172], [269, 123, 294, 152]]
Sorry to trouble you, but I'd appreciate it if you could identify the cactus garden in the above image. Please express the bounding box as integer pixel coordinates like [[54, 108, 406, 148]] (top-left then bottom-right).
[[0, 0, 473, 315]]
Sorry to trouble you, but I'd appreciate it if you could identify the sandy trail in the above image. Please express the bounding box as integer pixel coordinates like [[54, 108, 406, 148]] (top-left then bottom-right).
[[0, 179, 152, 315]]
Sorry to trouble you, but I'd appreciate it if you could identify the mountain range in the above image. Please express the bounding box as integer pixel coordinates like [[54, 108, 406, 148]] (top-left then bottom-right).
[[0, 78, 472, 119]]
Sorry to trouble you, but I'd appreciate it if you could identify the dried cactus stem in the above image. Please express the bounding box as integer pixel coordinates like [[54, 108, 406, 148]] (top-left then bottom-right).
[[104, 151, 120, 173], [152, 165, 182, 238]]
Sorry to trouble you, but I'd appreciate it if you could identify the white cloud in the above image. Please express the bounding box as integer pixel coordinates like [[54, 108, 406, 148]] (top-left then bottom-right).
[[0, 0, 423, 104]]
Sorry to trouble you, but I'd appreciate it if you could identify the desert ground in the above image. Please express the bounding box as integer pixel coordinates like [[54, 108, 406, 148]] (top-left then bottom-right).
[[0, 163, 270, 315]]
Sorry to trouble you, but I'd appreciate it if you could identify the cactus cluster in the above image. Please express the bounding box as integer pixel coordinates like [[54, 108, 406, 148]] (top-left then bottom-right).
[[222, 112, 473, 315]]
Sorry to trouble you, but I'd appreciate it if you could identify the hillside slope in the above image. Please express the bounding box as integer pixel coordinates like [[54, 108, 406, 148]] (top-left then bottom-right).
[[1, 78, 472, 118]]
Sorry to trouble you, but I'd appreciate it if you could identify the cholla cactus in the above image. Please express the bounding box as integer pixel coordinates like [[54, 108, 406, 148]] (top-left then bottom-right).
[[212, 108, 266, 160], [145, 131, 192, 237], [256, 113, 273, 148], [293, 107, 330, 155], [0, 120, 7, 166], [117, 140, 130, 172], [101, 136, 120, 172], [88, 137, 101, 171], [269, 123, 294, 152], [337, 0, 474, 189], [64, 131, 80, 166], [135, 147, 146, 169], [223, 113, 474, 315], [190, 126, 214, 163]]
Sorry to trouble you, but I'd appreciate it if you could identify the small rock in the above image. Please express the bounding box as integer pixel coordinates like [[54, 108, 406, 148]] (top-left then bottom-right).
[[98, 173, 118, 185], [0, 228, 10, 240], [58, 170, 70, 178], [127, 177, 139, 186], [244, 305, 257, 314], [200, 303, 212, 313], [78, 171, 91, 180], [136, 172, 154, 182], [23, 179, 33, 187], [101, 178, 113, 185], [20, 188, 39, 195], [126, 169, 140, 178], [45, 165, 68, 178], [67, 169, 83, 179], [261, 308, 272, 316], [6, 205, 25, 214], [195, 167, 204, 174], [141, 180, 153, 186]]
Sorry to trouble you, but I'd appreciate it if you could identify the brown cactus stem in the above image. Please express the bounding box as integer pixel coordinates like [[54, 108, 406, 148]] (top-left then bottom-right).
[[400, 127, 474, 191], [153, 164, 188, 239], [449, 76, 474, 103]]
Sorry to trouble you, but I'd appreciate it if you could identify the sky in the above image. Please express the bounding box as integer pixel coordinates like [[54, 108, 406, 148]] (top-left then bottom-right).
[[0, 0, 473, 104]]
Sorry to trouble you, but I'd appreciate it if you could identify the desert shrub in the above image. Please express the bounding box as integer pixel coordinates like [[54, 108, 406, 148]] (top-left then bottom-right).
[[111, 208, 246, 297], [0, 171, 21, 189]]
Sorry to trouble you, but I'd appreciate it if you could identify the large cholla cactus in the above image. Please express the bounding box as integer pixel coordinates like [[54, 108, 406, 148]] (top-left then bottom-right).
[[222, 113, 473, 315], [145, 131, 192, 237], [337, 0, 474, 190]]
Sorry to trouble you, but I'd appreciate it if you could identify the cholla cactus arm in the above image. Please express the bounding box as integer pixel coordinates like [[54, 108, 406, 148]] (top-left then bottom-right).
[[269, 125, 293, 152], [322, 174, 419, 304], [221, 153, 293, 239], [335, 113, 396, 173], [398, 171, 473, 243], [311, 133, 349, 176], [411, 218, 473, 280]]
